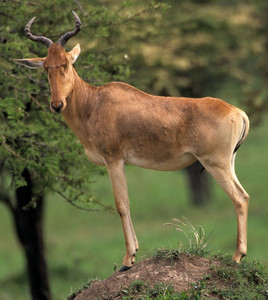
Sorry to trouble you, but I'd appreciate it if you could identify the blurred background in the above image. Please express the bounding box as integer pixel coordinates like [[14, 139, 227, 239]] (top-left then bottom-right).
[[0, 0, 267, 299]]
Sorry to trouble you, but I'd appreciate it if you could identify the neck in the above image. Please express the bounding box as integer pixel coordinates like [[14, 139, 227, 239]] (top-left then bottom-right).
[[62, 68, 96, 130]]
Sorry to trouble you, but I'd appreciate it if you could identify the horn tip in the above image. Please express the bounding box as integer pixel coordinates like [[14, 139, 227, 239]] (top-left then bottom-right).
[[29, 16, 37, 23], [72, 11, 81, 25], [25, 16, 36, 31]]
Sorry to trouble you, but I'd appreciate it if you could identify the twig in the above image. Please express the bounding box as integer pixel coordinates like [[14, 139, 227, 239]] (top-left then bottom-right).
[[1, 135, 26, 161], [29, 94, 47, 111], [82, 5, 160, 30], [19, 69, 48, 89], [51, 188, 99, 212], [73, 0, 88, 17]]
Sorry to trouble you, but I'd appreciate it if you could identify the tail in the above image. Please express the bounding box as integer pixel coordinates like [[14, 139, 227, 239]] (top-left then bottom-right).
[[234, 111, 250, 154]]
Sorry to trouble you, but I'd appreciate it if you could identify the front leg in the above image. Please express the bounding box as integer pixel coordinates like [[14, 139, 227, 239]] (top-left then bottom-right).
[[106, 161, 138, 271]]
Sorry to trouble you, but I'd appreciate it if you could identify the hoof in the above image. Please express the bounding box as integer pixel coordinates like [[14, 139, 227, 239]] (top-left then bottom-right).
[[232, 252, 247, 263], [119, 265, 131, 272]]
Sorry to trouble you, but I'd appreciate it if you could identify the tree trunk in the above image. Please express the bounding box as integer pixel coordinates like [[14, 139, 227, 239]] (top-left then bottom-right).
[[14, 169, 51, 300], [185, 161, 211, 206]]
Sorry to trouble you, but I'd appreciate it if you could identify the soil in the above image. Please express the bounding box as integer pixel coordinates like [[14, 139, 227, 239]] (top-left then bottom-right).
[[70, 254, 219, 300]]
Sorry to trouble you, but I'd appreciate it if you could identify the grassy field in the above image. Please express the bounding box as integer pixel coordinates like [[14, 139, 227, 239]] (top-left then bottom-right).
[[0, 117, 268, 299]]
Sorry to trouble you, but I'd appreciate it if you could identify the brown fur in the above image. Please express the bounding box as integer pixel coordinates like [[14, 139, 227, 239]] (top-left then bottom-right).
[[18, 43, 250, 269]]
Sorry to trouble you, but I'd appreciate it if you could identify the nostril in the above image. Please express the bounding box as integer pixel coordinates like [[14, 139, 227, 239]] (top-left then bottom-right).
[[51, 101, 63, 113]]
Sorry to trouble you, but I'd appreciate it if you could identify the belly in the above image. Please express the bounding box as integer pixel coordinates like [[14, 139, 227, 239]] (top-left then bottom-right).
[[125, 152, 197, 171], [84, 144, 197, 171]]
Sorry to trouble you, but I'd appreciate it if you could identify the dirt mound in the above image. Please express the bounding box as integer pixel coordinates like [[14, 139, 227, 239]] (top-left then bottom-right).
[[70, 254, 218, 300]]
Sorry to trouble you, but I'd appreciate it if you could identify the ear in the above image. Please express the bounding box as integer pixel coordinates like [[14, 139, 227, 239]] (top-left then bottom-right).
[[14, 57, 46, 69], [68, 43, 81, 64]]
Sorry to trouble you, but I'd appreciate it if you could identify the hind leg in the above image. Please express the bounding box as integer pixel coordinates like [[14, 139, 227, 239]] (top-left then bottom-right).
[[230, 153, 250, 261], [199, 153, 249, 262]]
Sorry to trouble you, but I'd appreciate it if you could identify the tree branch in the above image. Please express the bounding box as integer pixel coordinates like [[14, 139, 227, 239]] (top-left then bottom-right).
[[51, 187, 114, 213], [51, 188, 99, 212]]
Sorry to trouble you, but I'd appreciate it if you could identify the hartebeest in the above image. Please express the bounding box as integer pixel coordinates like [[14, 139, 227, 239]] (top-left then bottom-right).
[[16, 12, 250, 271]]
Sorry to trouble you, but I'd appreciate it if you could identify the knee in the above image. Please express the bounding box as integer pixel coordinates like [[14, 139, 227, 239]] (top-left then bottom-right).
[[239, 191, 249, 206], [233, 189, 249, 205], [243, 192, 249, 204], [232, 191, 249, 212]]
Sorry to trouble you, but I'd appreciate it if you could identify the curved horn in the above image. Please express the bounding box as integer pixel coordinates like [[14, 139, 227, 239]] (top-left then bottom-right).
[[24, 16, 53, 48], [57, 11, 81, 48]]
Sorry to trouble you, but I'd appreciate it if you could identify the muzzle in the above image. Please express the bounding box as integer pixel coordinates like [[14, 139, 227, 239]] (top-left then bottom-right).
[[51, 101, 63, 113]]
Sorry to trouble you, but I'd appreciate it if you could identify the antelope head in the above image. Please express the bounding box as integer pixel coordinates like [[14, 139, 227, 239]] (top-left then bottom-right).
[[16, 11, 81, 113]]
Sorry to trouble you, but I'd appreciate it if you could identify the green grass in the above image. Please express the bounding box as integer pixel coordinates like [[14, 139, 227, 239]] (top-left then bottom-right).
[[115, 281, 203, 300], [0, 117, 268, 299], [208, 255, 268, 300]]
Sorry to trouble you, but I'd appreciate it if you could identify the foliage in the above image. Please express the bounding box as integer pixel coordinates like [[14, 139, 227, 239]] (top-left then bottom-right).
[[122, 0, 267, 125], [0, 0, 163, 210]]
